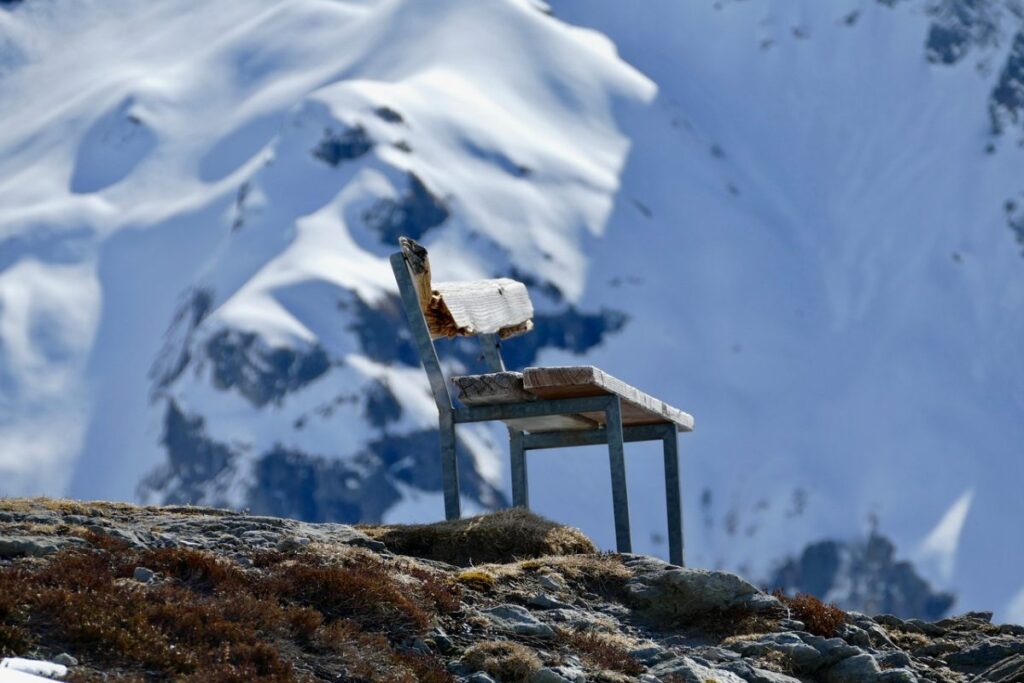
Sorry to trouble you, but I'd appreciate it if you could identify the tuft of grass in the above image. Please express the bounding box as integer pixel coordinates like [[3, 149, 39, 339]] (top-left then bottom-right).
[[359, 508, 596, 567], [561, 630, 644, 676], [456, 569, 497, 591], [462, 640, 542, 683], [772, 590, 846, 637]]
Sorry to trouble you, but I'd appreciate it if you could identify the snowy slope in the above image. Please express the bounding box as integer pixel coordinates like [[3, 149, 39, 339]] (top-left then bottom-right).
[[2, 0, 1024, 621], [0, 0, 650, 518], [545, 0, 1024, 620]]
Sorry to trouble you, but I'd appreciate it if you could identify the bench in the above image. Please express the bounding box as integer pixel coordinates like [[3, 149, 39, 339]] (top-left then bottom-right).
[[391, 237, 694, 565]]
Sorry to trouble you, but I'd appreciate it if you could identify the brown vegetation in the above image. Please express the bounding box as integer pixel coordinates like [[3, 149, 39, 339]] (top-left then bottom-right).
[[359, 507, 596, 566], [772, 590, 847, 637], [0, 540, 458, 682], [462, 640, 542, 682], [561, 630, 644, 676]]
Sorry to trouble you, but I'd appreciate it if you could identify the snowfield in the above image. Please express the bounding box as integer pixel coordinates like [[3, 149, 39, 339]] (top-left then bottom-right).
[[1, 0, 1023, 620]]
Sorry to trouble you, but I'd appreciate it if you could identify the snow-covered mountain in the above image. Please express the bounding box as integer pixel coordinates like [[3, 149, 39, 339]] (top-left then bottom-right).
[[1, 0, 1023, 621]]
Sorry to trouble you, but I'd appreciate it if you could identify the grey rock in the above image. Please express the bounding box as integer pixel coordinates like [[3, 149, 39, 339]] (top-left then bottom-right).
[[838, 623, 872, 648], [694, 646, 741, 663], [1000, 624, 1024, 636], [945, 637, 1024, 672], [875, 669, 918, 683], [730, 633, 851, 674], [629, 644, 674, 665], [432, 627, 454, 654], [625, 559, 781, 619], [466, 673, 497, 683], [86, 524, 149, 548], [532, 669, 570, 683], [876, 651, 912, 669], [720, 660, 803, 683], [978, 653, 1024, 682], [779, 619, 806, 631], [906, 619, 945, 636], [52, 653, 78, 667], [539, 574, 564, 592], [133, 566, 156, 583], [276, 536, 311, 552], [0, 535, 77, 558], [447, 660, 472, 676], [529, 593, 572, 610], [483, 604, 555, 638], [649, 655, 747, 683], [532, 667, 586, 683], [823, 653, 881, 683], [800, 633, 862, 666]]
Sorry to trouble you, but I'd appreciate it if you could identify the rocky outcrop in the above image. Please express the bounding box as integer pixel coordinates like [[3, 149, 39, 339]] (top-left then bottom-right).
[[2, 500, 1021, 683], [769, 532, 956, 621]]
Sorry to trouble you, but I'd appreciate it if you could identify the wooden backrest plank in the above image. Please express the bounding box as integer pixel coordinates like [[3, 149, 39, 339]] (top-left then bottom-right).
[[399, 237, 533, 339]]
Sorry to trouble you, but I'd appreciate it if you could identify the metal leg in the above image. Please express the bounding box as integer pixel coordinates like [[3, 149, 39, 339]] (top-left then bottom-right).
[[510, 429, 528, 508], [605, 396, 632, 553], [662, 424, 684, 566], [439, 413, 460, 520]]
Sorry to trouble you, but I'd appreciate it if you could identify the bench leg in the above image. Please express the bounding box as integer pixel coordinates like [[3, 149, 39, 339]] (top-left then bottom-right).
[[662, 425, 684, 566], [439, 414, 460, 520], [510, 429, 529, 508], [605, 396, 632, 553]]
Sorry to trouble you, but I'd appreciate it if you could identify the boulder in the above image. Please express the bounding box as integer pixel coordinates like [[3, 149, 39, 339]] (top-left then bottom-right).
[[482, 605, 555, 638], [823, 653, 881, 683], [649, 655, 747, 683], [624, 559, 781, 620]]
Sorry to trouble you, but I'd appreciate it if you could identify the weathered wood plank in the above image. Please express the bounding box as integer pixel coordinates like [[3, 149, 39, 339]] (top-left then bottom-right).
[[452, 372, 534, 405], [432, 279, 533, 339], [399, 237, 533, 339], [523, 366, 694, 432], [451, 371, 595, 432]]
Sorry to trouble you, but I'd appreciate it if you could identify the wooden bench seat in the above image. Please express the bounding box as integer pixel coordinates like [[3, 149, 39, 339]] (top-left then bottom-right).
[[453, 366, 694, 433]]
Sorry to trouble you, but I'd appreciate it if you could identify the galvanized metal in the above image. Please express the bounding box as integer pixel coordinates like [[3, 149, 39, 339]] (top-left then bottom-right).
[[604, 395, 632, 553], [390, 253, 453, 415], [510, 429, 528, 507], [453, 395, 614, 425], [522, 423, 674, 450], [662, 423, 684, 567], [478, 333, 506, 372]]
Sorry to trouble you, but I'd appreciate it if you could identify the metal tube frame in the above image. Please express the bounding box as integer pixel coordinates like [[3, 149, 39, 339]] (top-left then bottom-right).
[[390, 250, 685, 565]]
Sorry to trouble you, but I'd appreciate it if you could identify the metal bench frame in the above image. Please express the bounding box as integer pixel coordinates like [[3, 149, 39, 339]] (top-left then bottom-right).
[[391, 250, 686, 566]]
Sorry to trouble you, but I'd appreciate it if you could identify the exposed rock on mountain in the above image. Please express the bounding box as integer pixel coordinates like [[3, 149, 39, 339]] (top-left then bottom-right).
[[2, 499, 1022, 683], [769, 533, 956, 622]]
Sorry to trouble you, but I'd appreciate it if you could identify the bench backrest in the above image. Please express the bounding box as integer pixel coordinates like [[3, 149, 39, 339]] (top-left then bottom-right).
[[390, 236, 534, 412]]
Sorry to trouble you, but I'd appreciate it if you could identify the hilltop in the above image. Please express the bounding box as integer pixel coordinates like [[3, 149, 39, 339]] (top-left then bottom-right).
[[1, 499, 1022, 682]]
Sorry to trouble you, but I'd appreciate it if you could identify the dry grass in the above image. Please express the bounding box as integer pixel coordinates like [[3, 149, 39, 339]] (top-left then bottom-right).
[[772, 590, 846, 637], [462, 640, 542, 682], [456, 568, 498, 591], [359, 508, 596, 567], [0, 540, 458, 682], [560, 630, 644, 676], [0, 497, 232, 518]]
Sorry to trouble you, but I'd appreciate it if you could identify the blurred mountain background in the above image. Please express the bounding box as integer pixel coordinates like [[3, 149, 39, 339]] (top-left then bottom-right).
[[1, 0, 1022, 621]]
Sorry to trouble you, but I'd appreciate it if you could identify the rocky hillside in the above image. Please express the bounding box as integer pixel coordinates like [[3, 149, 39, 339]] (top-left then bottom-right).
[[2, 499, 1021, 683]]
